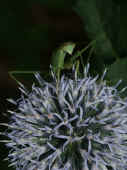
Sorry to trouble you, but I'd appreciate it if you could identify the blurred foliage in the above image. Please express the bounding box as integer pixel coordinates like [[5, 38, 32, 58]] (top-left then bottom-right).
[[73, 0, 127, 88], [106, 58, 127, 96], [73, 0, 119, 74]]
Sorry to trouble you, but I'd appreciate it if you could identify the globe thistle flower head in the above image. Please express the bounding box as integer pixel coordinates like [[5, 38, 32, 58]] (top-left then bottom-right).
[[1, 64, 127, 170]]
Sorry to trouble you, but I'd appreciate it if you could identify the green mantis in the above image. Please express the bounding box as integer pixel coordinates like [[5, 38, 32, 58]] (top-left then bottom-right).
[[9, 39, 97, 85], [51, 42, 76, 82], [51, 39, 97, 80], [51, 42, 76, 71]]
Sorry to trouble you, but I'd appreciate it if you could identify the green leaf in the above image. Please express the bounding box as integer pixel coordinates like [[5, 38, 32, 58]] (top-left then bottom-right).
[[73, 0, 120, 73], [106, 58, 127, 96]]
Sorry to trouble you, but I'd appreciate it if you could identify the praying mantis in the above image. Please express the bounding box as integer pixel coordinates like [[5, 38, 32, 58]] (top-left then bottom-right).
[[51, 39, 97, 81], [9, 39, 96, 84]]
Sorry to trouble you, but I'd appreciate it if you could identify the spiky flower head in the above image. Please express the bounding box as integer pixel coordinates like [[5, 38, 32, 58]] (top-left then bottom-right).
[[1, 64, 127, 170]]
